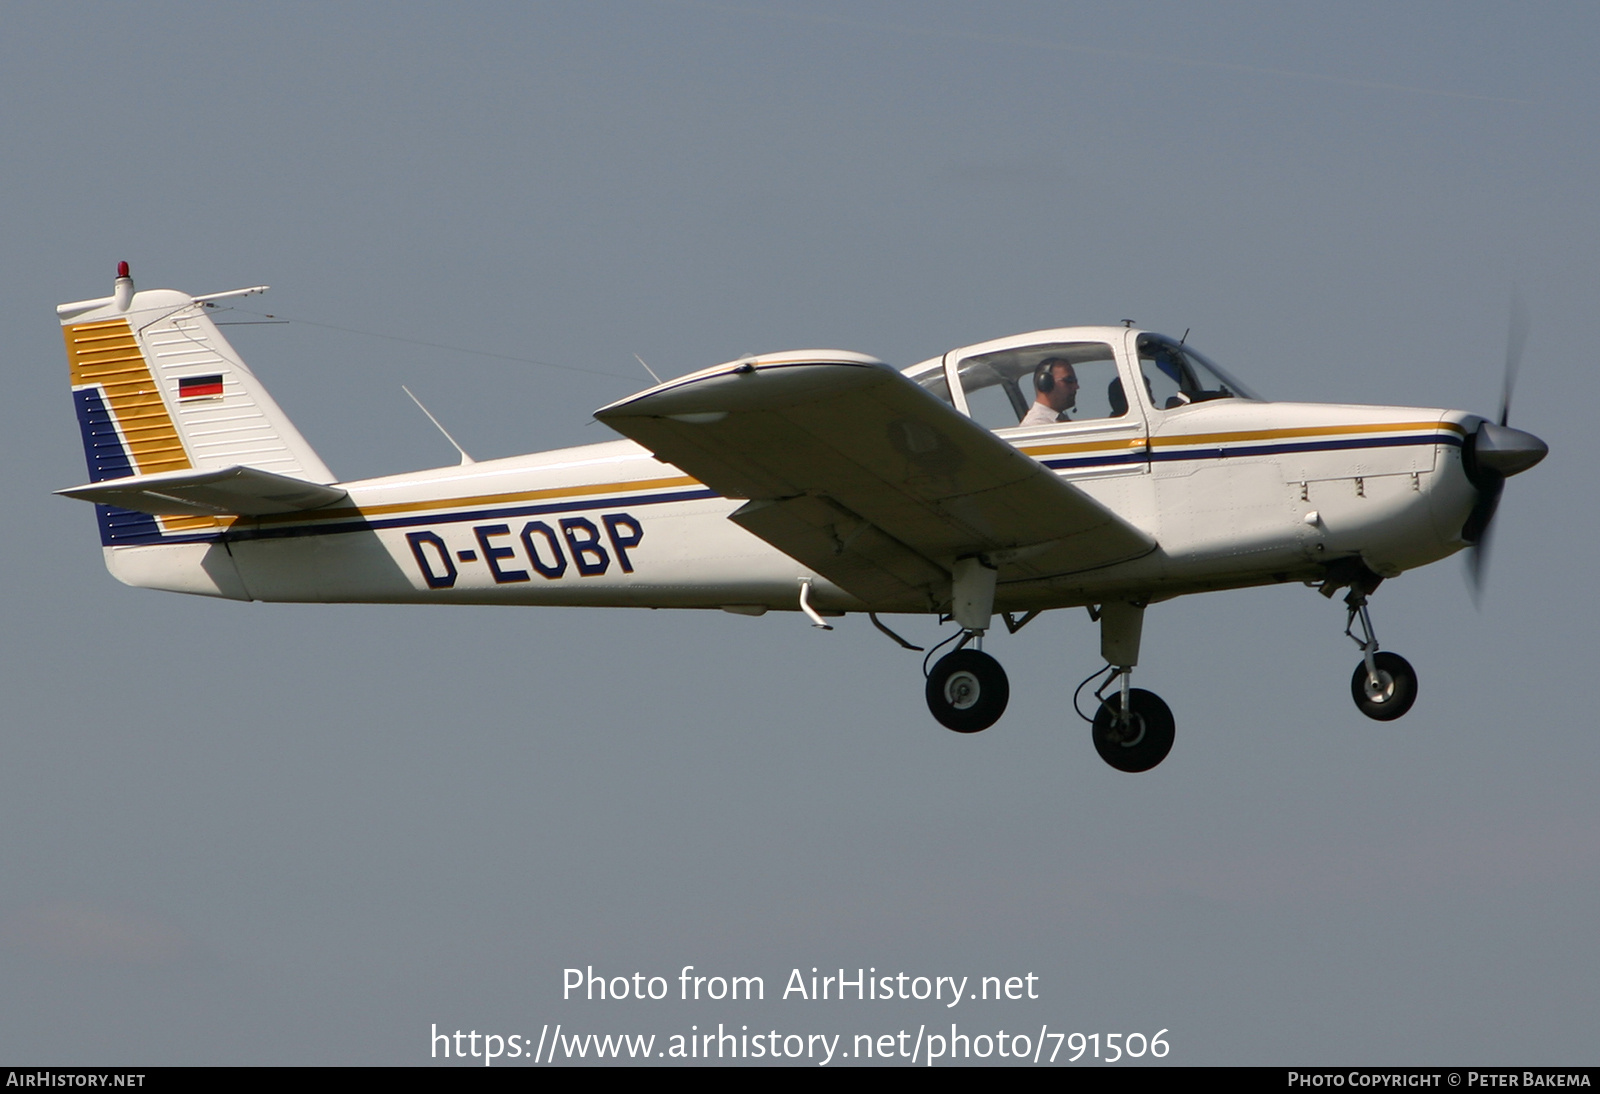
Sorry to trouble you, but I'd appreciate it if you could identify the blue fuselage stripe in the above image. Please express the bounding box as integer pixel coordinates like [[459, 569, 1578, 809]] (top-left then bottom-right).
[[1151, 431, 1463, 461], [221, 486, 723, 543], [94, 431, 1460, 547], [1040, 430, 1459, 472]]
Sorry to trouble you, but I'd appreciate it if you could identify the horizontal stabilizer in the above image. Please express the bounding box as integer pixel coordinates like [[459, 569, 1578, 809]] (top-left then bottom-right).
[[57, 465, 349, 517]]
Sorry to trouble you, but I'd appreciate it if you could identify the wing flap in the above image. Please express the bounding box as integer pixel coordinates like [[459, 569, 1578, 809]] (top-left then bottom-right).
[[597, 355, 1156, 602], [57, 465, 350, 516], [731, 495, 950, 608]]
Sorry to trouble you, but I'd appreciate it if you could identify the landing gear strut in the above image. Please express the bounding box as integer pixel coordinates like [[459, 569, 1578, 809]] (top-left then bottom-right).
[[925, 557, 1009, 733], [1088, 601, 1176, 772], [1334, 572, 1418, 721]]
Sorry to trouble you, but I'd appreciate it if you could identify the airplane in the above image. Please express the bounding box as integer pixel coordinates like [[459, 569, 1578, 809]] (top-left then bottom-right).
[[55, 264, 1548, 771]]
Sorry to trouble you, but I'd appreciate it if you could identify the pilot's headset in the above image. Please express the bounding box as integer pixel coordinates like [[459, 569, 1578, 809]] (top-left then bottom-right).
[[1034, 359, 1063, 394]]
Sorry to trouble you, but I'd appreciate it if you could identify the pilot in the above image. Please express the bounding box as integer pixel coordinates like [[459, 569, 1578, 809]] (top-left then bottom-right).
[[1019, 357, 1078, 426]]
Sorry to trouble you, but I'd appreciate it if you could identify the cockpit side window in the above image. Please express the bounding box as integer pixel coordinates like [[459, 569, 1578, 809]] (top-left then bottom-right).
[[1136, 334, 1261, 409], [957, 342, 1125, 431]]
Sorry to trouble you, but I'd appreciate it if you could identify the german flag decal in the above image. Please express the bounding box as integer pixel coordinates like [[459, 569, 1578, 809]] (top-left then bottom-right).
[[178, 374, 224, 399]]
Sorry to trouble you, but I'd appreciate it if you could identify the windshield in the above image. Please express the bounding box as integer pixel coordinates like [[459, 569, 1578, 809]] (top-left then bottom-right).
[[1136, 334, 1262, 408]]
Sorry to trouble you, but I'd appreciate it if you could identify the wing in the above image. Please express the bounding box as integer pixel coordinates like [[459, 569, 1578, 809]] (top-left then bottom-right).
[[57, 465, 349, 517], [595, 352, 1155, 609]]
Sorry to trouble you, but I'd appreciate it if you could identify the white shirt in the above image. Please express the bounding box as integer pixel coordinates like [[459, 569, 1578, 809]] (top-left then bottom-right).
[[1018, 401, 1066, 427]]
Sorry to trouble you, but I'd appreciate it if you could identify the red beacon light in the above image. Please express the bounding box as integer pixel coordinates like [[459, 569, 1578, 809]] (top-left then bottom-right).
[[112, 260, 134, 310]]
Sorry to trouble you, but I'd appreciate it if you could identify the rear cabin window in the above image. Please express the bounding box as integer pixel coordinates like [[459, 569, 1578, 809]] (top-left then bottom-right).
[[956, 342, 1126, 431]]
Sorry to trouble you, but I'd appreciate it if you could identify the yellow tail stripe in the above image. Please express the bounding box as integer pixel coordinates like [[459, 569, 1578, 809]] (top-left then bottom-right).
[[64, 318, 222, 535]]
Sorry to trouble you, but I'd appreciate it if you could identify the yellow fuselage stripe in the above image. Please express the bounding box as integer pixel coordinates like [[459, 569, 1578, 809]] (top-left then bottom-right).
[[1148, 419, 1462, 449], [245, 474, 704, 527]]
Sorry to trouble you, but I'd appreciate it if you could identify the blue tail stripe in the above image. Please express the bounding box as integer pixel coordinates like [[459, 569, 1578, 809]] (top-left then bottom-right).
[[72, 387, 138, 483], [94, 503, 165, 546], [71, 386, 168, 547]]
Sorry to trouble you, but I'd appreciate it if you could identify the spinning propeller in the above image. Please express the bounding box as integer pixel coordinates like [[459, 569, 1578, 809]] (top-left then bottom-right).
[[1461, 296, 1547, 600]]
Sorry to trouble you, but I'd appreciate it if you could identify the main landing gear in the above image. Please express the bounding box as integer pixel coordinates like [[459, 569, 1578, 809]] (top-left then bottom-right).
[[1324, 563, 1419, 722], [924, 557, 1012, 733], [1082, 601, 1174, 772], [925, 646, 1009, 733], [919, 570, 1177, 773], [1091, 685, 1175, 774]]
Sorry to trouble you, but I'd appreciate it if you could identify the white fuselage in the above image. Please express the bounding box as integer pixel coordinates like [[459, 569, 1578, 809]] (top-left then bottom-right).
[[106, 398, 1482, 617]]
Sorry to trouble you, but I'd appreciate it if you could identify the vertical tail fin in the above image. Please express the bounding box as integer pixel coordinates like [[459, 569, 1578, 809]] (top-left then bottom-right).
[[59, 263, 334, 546]]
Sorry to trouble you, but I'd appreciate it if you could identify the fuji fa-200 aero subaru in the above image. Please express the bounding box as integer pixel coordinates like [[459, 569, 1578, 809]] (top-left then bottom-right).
[[57, 265, 1545, 771]]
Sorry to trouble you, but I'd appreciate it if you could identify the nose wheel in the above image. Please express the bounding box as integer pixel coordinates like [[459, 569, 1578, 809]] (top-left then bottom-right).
[[1351, 651, 1417, 721], [1336, 578, 1420, 722], [925, 649, 1009, 733]]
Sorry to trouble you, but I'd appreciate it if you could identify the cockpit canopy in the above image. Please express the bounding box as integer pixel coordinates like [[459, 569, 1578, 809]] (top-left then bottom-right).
[[906, 327, 1260, 432]]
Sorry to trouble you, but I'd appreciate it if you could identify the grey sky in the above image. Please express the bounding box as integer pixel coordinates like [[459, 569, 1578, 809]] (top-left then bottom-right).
[[2, 1, 1595, 1065]]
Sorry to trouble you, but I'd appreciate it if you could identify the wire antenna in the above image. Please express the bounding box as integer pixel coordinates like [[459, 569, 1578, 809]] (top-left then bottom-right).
[[214, 304, 639, 381], [401, 385, 475, 465], [633, 353, 663, 384]]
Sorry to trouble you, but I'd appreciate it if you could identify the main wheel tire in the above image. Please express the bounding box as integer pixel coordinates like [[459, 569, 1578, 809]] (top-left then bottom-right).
[[1350, 651, 1417, 721], [925, 650, 1009, 733], [1092, 688, 1175, 772]]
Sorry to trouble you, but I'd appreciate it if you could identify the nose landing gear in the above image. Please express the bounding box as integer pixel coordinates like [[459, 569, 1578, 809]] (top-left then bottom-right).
[[1327, 564, 1419, 721]]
